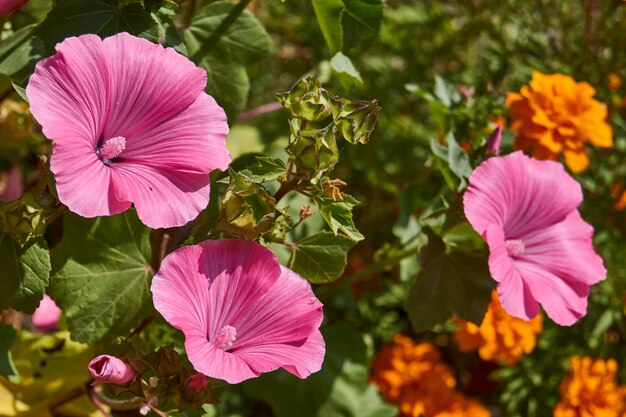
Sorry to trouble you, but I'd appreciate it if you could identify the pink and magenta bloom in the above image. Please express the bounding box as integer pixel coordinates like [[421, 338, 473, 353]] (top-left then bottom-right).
[[464, 151, 606, 326], [88, 355, 136, 386], [151, 239, 325, 384], [26, 33, 231, 228], [32, 294, 61, 332]]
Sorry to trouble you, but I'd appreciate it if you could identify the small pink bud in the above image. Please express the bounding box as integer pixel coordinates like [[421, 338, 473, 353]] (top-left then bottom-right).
[[32, 294, 61, 332], [88, 355, 136, 386], [486, 125, 503, 156], [187, 373, 207, 394]]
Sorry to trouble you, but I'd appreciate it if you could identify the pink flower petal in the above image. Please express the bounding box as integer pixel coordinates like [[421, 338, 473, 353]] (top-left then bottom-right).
[[464, 151, 582, 238], [514, 261, 589, 326], [151, 245, 210, 334], [520, 211, 606, 287], [122, 93, 230, 173], [51, 141, 130, 217], [231, 266, 323, 348], [32, 294, 62, 332], [100, 33, 207, 140], [486, 225, 540, 320], [185, 333, 259, 384], [237, 331, 325, 379], [27, 34, 109, 146], [110, 162, 210, 228]]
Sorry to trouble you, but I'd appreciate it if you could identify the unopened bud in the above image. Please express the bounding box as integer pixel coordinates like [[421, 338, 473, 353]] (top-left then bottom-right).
[[300, 205, 313, 220], [88, 355, 136, 386], [187, 373, 208, 394], [486, 125, 503, 156]]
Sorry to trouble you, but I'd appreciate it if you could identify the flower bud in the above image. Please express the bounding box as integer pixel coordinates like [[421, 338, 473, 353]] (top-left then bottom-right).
[[332, 98, 380, 145], [286, 127, 339, 177], [486, 125, 503, 156], [88, 355, 136, 386], [187, 373, 208, 394], [32, 294, 61, 332], [276, 78, 332, 122]]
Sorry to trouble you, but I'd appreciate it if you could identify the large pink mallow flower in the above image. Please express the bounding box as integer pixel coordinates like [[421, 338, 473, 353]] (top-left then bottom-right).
[[26, 33, 231, 228], [463, 151, 606, 326], [0, 0, 27, 16], [151, 239, 325, 384]]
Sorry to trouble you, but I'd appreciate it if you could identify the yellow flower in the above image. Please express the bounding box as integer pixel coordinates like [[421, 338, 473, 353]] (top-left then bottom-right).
[[454, 291, 543, 366], [371, 335, 490, 417], [554, 356, 626, 417], [506, 71, 612, 173]]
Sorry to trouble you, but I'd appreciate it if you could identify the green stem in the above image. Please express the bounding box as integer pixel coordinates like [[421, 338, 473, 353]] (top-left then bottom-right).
[[91, 387, 146, 411], [190, 0, 253, 61]]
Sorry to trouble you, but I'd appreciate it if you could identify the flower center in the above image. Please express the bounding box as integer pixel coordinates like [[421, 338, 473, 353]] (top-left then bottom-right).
[[214, 325, 237, 350], [505, 239, 525, 257], [97, 136, 126, 163]]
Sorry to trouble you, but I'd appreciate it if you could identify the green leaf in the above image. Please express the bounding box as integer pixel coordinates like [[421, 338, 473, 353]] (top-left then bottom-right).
[[287, 232, 356, 284], [430, 133, 473, 191], [341, 0, 384, 50], [11, 82, 28, 102], [312, 0, 384, 53], [0, 235, 50, 314], [404, 228, 494, 333], [312, 0, 344, 54], [185, 1, 273, 117], [35, 0, 156, 53], [0, 324, 19, 383], [316, 194, 364, 241], [238, 156, 287, 183], [49, 210, 153, 345], [0, 24, 44, 82], [243, 324, 397, 417], [142, 1, 187, 55], [330, 52, 363, 88]]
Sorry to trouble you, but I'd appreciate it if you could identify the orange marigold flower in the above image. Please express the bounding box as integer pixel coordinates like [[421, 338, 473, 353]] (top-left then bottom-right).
[[506, 71, 612, 173], [609, 74, 622, 92], [454, 291, 542, 366], [554, 356, 626, 417], [371, 335, 490, 417]]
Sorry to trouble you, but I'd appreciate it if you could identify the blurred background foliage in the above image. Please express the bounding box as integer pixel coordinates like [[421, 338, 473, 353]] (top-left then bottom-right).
[[1, 0, 626, 416]]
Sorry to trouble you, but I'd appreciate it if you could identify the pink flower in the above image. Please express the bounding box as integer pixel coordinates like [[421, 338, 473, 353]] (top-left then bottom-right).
[[88, 355, 136, 386], [187, 373, 207, 394], [151, 239, 325, 384], [0, 0, 27, 16], [26, 33, 231, 228], [32, 294, 62, 332], [463, 151, 606, 326]]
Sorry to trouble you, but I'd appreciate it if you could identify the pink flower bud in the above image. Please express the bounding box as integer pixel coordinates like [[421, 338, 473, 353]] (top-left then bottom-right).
[[187, 373, 207, 394], [32, 294, 61, 332], [486, 125, 503, 156], [0, 0, 28, 16], [88, 355, 136, 386]]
